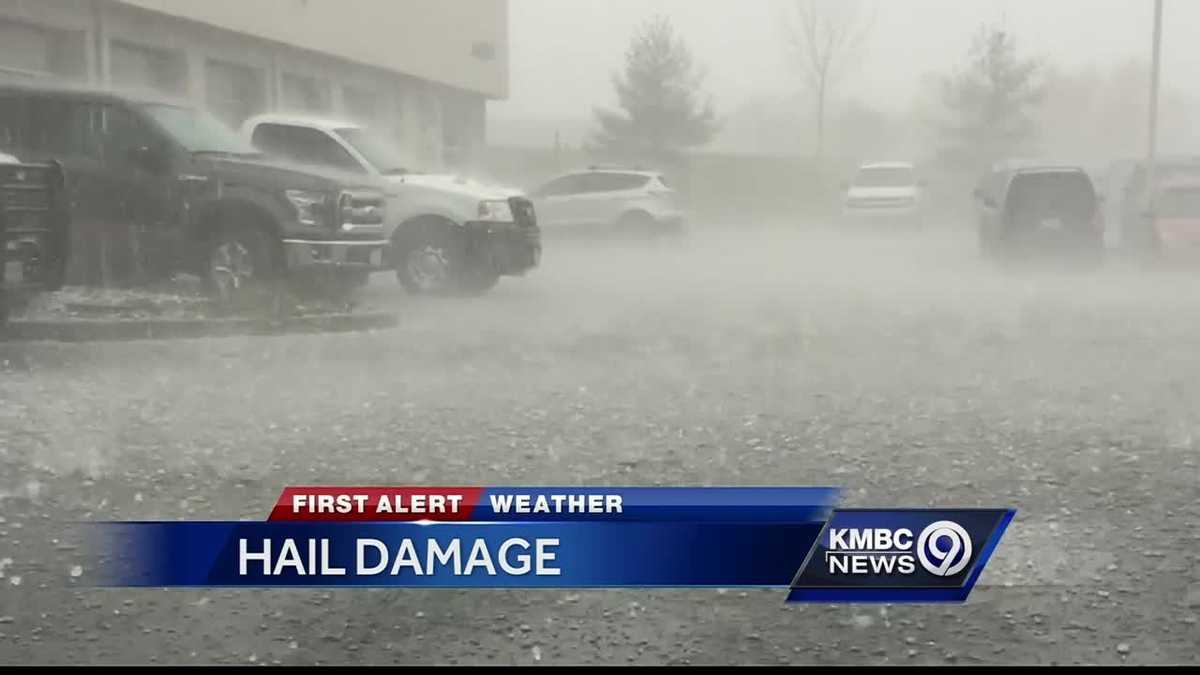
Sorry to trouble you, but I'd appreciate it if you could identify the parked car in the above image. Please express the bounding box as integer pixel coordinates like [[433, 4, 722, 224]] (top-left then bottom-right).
[[1, 153, 69, 327], [528, 168, 685, 237], [242, 115, 540, 295], [840, 161, 926, 227], [973, 161, 1104, 263], [0, 82, 388, 308], [1115, 156, 1200, 257], [1149, 179, 1200, 257]]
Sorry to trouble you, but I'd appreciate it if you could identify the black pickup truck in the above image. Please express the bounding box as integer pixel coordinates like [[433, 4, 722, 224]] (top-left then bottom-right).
[[0, 83, 388, 308], [1, 154, 69, 327]]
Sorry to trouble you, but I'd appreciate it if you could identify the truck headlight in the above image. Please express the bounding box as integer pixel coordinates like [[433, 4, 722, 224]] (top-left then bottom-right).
[[477, 199, 514, 222], [285, 189, 331, 227]]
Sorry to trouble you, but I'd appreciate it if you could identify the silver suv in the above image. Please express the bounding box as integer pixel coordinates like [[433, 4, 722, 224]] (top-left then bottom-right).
[[530, 168, 685, 236]]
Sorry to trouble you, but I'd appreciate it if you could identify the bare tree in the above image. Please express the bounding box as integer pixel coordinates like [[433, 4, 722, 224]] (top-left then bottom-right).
[[781, 0, 876, 159]]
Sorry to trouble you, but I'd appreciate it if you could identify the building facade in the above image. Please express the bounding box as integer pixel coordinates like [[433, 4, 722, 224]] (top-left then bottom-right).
[[0, 0, 507, 169]]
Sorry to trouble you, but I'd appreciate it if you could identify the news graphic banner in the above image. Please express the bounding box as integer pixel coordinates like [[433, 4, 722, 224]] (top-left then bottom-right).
[[85, 487, 1014, 603]]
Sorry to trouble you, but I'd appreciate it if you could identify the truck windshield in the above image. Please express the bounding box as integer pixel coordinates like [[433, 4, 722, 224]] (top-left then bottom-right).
[[854, 167, 915, 188], [335, 127, 421, 175], [140, 104, 259, 156]]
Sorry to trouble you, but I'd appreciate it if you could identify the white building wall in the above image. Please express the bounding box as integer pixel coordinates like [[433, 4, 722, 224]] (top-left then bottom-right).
[[0, 0, 497, 169], [114, 0, 509, 99]]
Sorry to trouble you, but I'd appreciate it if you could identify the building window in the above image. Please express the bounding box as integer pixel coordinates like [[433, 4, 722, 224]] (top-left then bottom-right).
[[110, 40, 187, 96], [281, 72, 330, 113], [0, 18, 86, 81], [206, 59, 266, 128]]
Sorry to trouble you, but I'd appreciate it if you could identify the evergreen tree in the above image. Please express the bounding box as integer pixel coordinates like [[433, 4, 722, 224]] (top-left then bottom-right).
[[937, 23, 1046, 173], [591, 16, 719, 163]]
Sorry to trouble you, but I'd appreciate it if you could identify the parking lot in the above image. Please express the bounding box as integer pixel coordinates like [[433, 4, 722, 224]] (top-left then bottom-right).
[[1, 222, 1198, 664]]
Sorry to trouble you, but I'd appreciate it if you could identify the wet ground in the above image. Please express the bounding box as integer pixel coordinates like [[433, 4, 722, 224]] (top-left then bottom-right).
[[1, 222, 1198, 664]]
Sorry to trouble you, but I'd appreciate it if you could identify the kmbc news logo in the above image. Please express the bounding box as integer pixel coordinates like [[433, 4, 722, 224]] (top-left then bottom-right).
[[787, 510, 1013, 603], [824, 520, 973, 577]]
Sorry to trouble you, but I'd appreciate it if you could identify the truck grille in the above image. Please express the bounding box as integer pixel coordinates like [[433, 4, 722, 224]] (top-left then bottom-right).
[[337, 190, 385, 231], [509, 196, 537, 228], [1, 165, 53, 212], [2, 162, 65, 289]]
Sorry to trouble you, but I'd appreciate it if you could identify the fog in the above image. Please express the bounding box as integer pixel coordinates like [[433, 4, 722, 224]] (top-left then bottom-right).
[[495, 0, 1200, 158], [3, 0, 1200, 666], [500, 0, 1191, 119]]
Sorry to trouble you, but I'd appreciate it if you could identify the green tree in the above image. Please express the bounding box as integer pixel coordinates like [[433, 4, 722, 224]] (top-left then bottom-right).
[[936, 23, 1046, 173], [591, 16, 719, 163]]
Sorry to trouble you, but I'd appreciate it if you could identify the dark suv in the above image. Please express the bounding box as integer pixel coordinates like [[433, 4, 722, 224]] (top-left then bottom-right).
[[0, 83, 387, 306], [1, 154, 69, 326], [973, 162, 1103, 263]]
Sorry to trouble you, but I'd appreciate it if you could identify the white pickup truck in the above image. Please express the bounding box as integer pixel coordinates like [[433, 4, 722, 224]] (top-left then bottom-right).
[[242, 115, 540, 294]]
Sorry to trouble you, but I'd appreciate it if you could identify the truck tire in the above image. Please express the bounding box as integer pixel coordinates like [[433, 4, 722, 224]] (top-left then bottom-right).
[[204, 225, 281, 312], [394, 220, 470, 295]]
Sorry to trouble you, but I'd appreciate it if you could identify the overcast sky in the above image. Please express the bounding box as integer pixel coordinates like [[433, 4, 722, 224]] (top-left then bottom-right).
[[494, 0, 1199, 122]]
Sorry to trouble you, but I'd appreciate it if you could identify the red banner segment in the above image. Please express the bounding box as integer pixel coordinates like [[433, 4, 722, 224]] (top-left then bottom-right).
[[269, 487, 484, 522]]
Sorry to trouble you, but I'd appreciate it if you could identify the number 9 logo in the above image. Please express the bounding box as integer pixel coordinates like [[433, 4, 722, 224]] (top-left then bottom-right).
[[917, 520, 973, 577]]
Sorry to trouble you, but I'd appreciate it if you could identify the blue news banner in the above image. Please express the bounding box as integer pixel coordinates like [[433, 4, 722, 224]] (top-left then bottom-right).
[[84, 487, 1014, 603]]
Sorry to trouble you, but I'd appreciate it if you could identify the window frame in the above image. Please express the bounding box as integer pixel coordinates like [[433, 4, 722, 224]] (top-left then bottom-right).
[[251, 122, 365, 175]]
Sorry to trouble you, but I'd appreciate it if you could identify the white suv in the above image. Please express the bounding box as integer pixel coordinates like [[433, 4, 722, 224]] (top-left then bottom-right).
[[242, 115, 540, 295], [530, 168, 685, 236], [841, 161, 925, 226]]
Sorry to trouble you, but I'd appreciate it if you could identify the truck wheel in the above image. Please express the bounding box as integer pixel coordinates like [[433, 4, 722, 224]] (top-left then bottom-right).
[[205, 226, 280, 311], [395, 223, 467, 295]]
